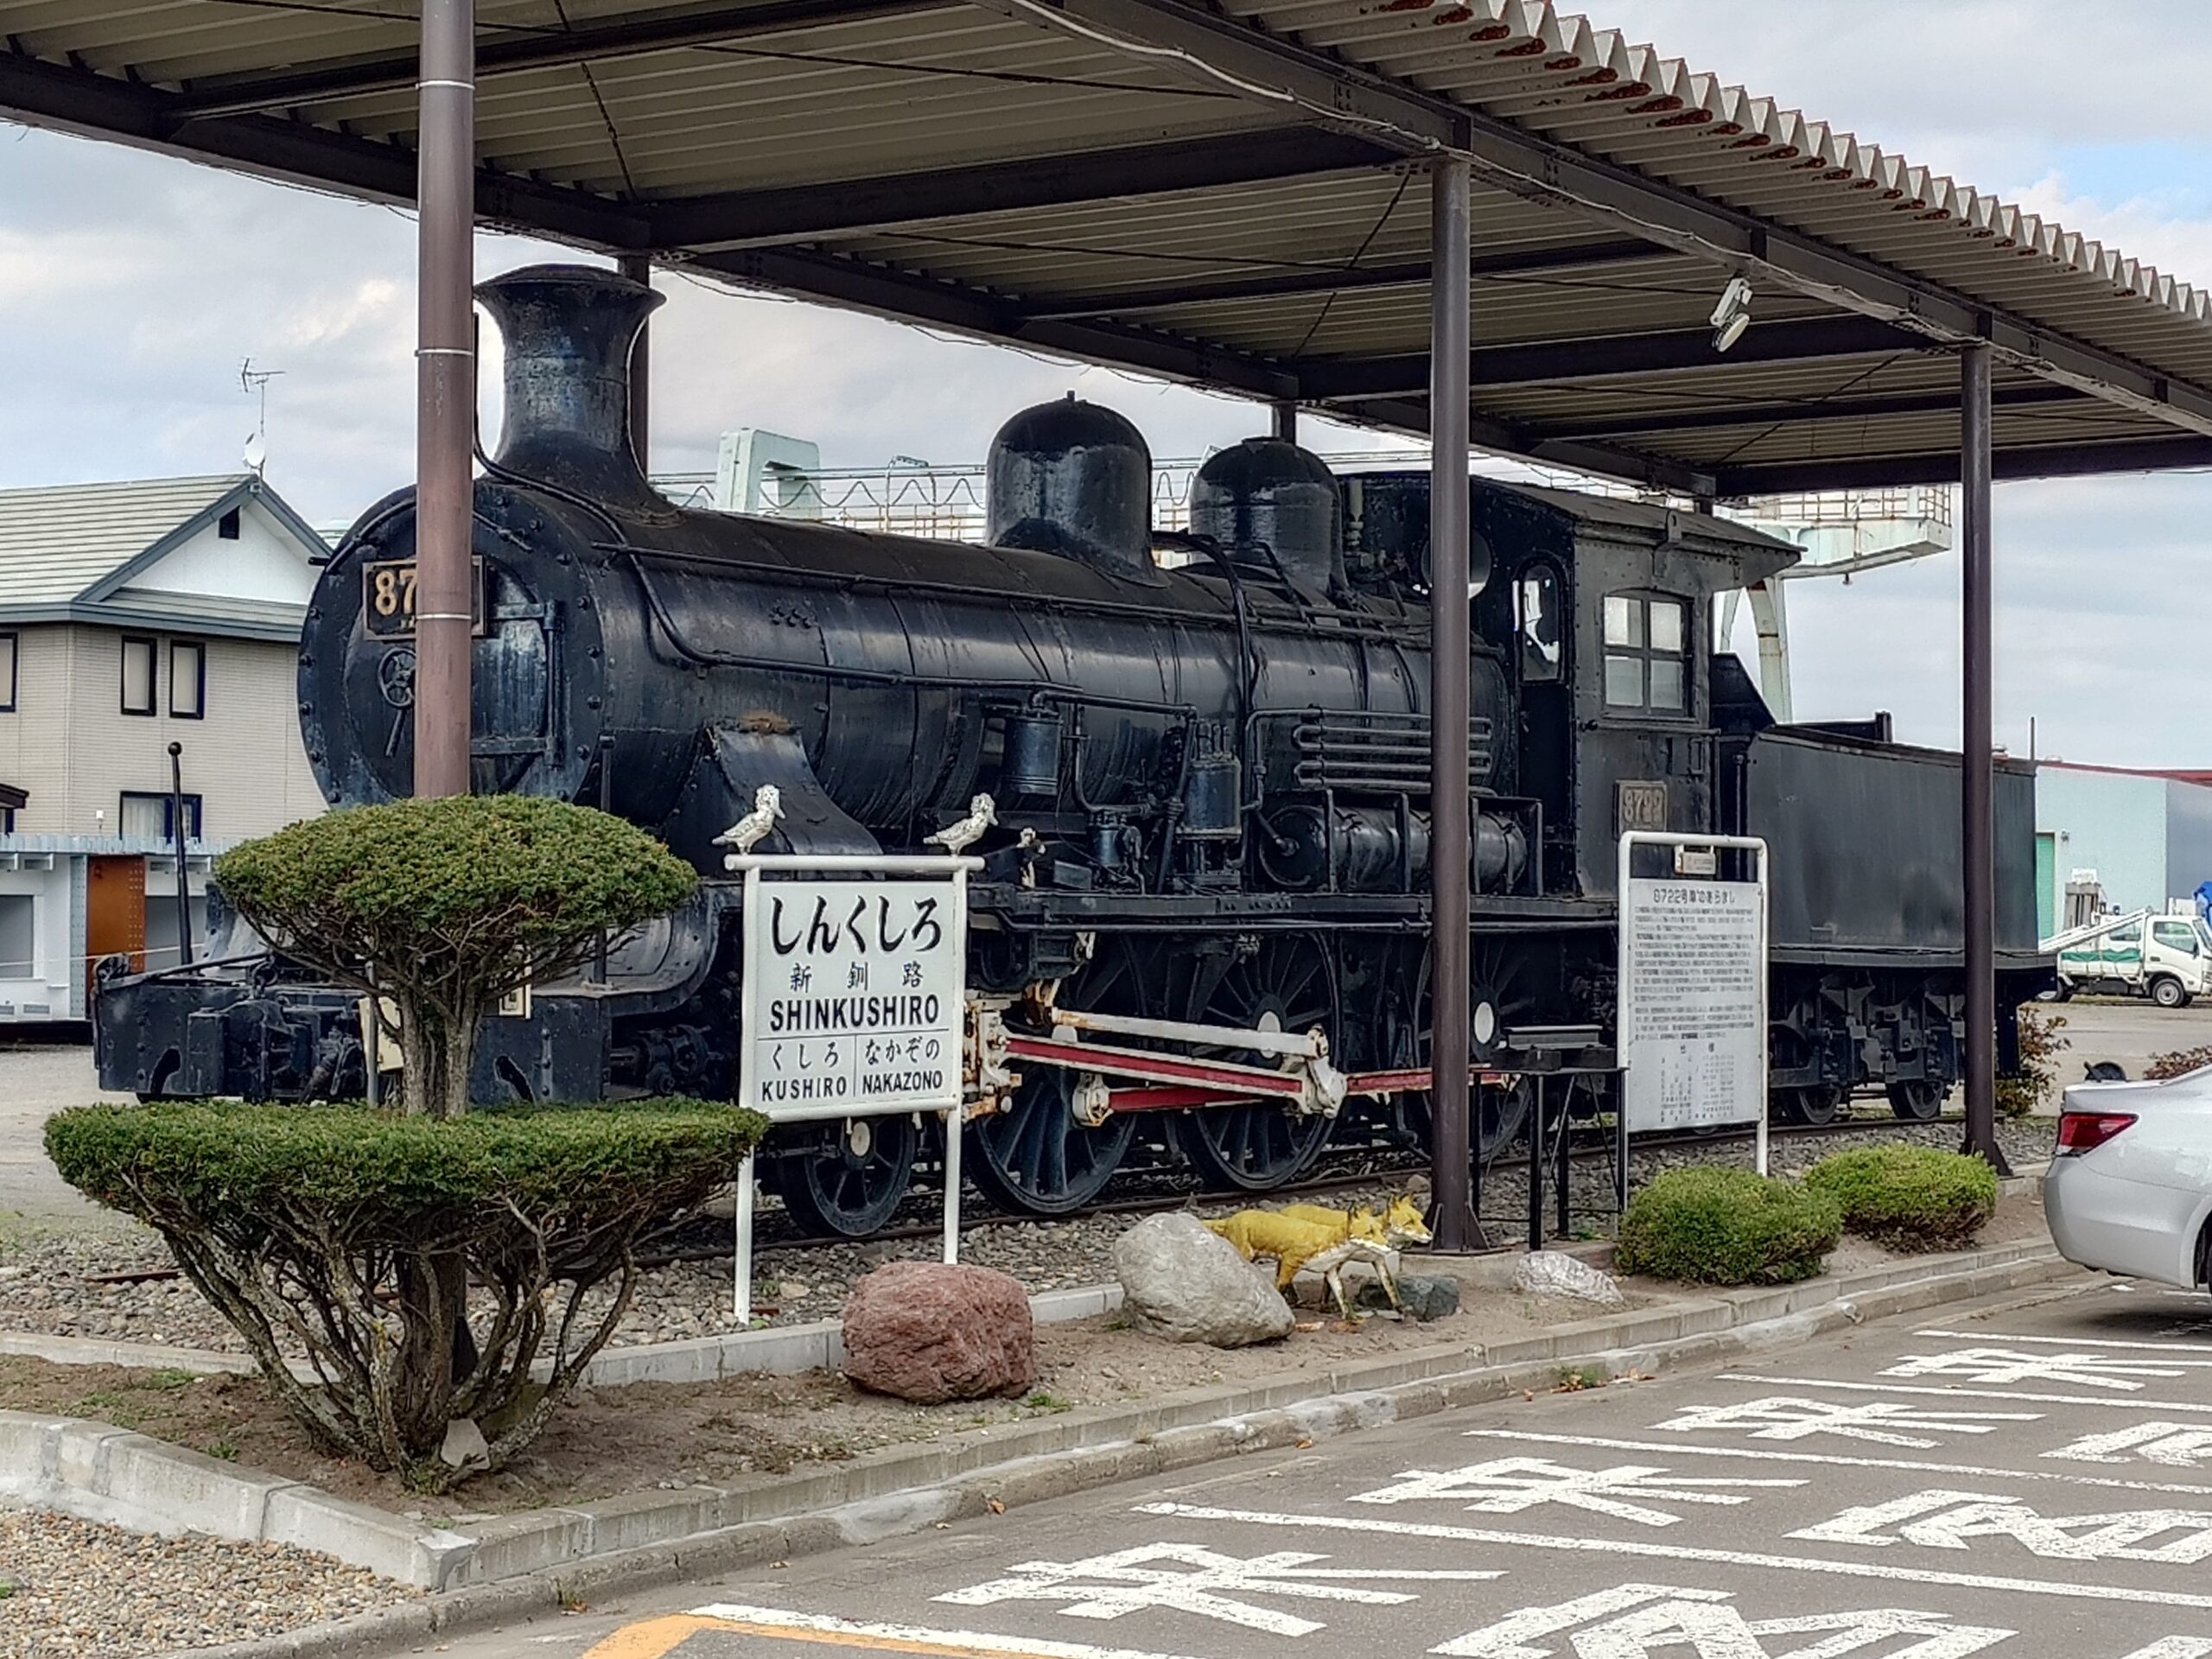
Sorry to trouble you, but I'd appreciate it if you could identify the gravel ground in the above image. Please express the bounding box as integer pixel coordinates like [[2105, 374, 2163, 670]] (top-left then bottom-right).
[[0, 1113, 2057, 1357], [0, 1505, 414, 1656]]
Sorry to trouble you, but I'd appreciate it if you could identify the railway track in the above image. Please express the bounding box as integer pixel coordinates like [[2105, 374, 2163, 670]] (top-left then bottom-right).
[[79, 1109, 1986, 1288], [645, 1107, 1977, 1263]]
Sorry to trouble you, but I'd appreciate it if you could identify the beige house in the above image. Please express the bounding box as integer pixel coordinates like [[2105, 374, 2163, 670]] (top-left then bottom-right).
[[0, 474, 328, 1022]]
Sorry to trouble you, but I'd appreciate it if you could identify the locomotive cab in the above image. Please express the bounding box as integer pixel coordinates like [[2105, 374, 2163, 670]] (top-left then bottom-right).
[[1343, 474, 1798, 899]]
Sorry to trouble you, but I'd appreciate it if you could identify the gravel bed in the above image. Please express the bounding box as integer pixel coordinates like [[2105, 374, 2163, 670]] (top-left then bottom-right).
[[0, 1505, 413, 1656], [0, 1116, 2056, 1357]]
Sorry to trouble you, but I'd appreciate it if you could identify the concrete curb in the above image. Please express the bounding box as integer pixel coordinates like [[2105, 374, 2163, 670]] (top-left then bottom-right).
[[131, 1234, 2079, 1659]]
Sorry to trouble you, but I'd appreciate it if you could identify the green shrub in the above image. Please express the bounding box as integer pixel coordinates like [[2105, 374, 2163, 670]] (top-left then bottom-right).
[[1803, 1144, 1997, 1251], [216, 797, 696, 1119], [1997, 1003, 2068, 1118], [47, 1097, 764, 1492], [1616, 1167, 1841, 1287]]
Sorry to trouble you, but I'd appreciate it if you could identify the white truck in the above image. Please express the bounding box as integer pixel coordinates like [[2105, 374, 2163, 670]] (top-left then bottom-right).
[[2044, 907, 2212, 1007]]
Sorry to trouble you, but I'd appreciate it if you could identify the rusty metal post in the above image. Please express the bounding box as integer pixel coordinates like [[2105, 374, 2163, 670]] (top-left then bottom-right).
[[1960, 341, 2009, 1173], [1270, 399, 1297, 444], [1428, 155, 1475, 1249], [412, 0, 476, 798], [619, 253, 652, 471]]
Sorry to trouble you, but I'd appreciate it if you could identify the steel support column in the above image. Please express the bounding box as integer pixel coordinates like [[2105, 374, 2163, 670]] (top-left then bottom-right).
[[619, 252, 652, 470], [412, 0, 475, 798], [1428, 156, 1476, 1249], [1271, 399, 1297, 443], [1960, 342, 2010, 1173]]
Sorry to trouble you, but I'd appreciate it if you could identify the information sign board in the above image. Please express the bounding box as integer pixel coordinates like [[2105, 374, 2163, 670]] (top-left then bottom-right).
[[1618, 835, 1768, 1140], [738, 877, 965, 1118]]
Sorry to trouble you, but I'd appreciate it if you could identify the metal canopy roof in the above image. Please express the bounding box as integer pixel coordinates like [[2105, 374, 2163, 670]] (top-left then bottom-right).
[[9, 0, 2212, 495]]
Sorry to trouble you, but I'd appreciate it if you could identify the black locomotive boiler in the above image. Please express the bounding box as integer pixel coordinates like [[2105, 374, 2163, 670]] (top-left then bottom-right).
[[96, 264, 2048, 1236]]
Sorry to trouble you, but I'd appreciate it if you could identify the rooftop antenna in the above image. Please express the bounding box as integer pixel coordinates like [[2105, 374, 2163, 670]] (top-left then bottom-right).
[[239, 358, 283, 474]]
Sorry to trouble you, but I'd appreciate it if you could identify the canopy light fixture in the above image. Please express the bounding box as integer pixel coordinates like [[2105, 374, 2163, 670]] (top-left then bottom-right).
[[1710, 276, 1754, 353]]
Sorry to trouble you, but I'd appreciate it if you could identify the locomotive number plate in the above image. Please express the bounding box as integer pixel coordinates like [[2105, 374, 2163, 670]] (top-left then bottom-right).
[[362, 557, 488, 639], [1615, 779, 1670, 835]]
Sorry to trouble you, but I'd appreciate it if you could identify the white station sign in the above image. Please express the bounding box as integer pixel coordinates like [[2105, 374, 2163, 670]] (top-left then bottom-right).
[[739, 877, 965, 1119], [1620, 857, 1766, 1133]]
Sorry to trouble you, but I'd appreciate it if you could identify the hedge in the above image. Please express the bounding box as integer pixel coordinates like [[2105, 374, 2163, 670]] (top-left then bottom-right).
[[1616, 1166, 1841, 1287], [1802, 1144, 1998, 1251], [47, 1097, 766, 1491]]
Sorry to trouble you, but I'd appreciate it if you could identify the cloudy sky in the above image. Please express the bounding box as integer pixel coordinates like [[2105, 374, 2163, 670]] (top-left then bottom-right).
[[3, 0, 2209, 763]]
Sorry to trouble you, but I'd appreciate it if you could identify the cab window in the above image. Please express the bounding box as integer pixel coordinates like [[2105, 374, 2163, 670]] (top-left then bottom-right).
[[1516, 567, 1562, 683], [2154, 920, 2198, 953], [2111, 922, 2142, 944], [1602, 592, 1689, 713]]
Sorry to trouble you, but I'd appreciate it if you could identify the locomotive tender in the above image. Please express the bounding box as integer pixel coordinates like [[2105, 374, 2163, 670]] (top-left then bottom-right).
[[96, 264, 2047, 1235]]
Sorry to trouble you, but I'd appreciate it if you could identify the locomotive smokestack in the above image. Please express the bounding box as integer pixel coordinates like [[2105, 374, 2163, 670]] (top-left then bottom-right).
[[475, 263, 664, 507]]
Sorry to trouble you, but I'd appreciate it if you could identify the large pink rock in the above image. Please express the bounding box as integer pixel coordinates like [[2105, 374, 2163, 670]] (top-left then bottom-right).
[[842, 1261, 1038, 1403]]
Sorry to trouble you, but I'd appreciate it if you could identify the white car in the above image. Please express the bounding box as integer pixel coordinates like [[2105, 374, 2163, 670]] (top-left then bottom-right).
[[2045, 1067, 2212, 1289]]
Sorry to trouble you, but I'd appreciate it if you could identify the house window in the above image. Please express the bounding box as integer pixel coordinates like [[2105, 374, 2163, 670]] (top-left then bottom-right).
[[218, 508, 241, 540], [1602, 593, 1691, 714], [0, 894, 31, 981], [120, 636, 156, 715], [0, 809, 12, 834], [0, 633, 15, 712], [119, 791, 202, 842], [169, 641, 206, 719]]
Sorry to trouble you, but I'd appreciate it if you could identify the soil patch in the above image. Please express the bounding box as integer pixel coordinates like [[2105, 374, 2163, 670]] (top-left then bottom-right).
[[0, 1191, 2045, 1519]]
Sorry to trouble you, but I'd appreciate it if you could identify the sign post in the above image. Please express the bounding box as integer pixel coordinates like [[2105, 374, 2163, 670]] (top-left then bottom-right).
[[1616, 832, 1770, 1173], [728, 852, 979, 1323]]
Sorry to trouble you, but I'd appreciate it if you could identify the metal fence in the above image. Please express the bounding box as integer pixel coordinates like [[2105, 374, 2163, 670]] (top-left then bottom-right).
[[650, 454, 1952, 544]]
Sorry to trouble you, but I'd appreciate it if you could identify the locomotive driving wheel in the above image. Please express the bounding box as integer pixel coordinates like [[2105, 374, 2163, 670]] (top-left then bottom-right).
[[774, 1115, 918, 1238], [968, 942, 1146, 1217], [1399, 939, 1543, 1164], [1173, 935, 1339, 1192]]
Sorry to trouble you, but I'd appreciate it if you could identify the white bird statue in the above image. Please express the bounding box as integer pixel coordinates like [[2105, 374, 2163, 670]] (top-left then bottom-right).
[[925, 792, 997, 854], [715, 785, 784, 856]]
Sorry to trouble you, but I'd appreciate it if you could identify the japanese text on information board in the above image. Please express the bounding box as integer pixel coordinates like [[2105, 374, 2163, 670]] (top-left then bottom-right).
[[1621, 876, 1764, 1131]]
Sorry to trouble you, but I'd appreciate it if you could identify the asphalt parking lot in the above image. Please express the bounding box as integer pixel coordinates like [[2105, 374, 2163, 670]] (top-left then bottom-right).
[[442, 1271, 2212, 1659]]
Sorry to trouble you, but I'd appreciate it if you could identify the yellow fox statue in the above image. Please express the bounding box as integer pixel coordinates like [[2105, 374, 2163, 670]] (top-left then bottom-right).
[[1204, 1195, 1432, 1318]]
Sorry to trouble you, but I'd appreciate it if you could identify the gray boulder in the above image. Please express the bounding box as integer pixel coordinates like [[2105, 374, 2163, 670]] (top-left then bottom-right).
[[1114, 1213, 1295, 1346], [1357, 1271, 1460, 1322], [1512, 1249, 1625, 1307]]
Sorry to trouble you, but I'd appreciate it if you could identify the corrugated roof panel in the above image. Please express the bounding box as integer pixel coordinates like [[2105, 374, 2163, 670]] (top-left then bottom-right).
[[8, 0, 2212, 490]]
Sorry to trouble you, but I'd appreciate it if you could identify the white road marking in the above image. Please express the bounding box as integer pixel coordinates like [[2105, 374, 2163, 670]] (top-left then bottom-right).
[[1881, 1347, 2196, 1392], [1648, 1396, 2037, 1447], [1916, 1330, 2212, 1357], [1790, 1490, 2212, 1562], [1459, 1429, 2212, 1498], [2046, 1422, 2212, 1468], [1717, 1375, 2212, 1414], [2117, 1643, 2212, 1659], [1349, 1457, 1802, 1528], [1131, 1502, 2212, 1612], [932, 1542, 1499, 1636], [1431, 1583, 2012, 1659], [687, 1604, 1211, 1659]]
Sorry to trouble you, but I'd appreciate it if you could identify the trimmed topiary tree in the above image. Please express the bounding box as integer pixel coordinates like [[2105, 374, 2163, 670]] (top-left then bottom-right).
[[1616, 1167, 1842, 1287], [1803, 1144, 1998, 1251], [48, 1098, 765, 1491], [214, 796, 696, 1120]]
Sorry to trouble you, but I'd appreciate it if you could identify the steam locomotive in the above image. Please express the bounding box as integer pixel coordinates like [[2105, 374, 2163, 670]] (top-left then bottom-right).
[[94, 264, 2049, 1236]]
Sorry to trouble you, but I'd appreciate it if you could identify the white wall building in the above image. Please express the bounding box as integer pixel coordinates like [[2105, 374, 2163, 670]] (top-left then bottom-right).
[[0, 474, 327, 1023]]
